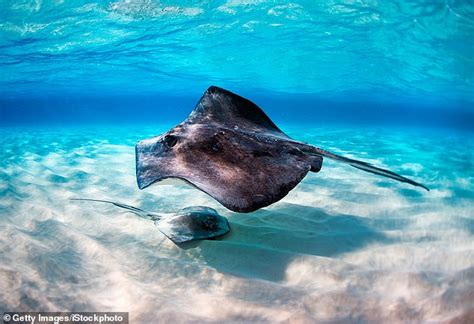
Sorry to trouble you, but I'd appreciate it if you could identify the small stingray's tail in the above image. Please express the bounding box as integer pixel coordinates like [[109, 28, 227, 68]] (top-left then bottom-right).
[[300, 145, 429, 191], [71, 198, 160, 220]]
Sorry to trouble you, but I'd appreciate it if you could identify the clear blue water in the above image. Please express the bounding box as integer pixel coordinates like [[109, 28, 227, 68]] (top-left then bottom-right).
[[0, 1, 473, 322], [1, 1, 473, 127]]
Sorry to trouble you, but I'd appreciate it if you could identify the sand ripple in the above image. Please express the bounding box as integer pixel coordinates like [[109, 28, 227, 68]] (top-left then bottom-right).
[[0, 126, 473, 322]]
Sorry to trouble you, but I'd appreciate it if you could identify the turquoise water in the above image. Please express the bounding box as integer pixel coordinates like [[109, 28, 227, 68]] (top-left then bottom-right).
[[0, 125, 473, 321], [0, 1, 473, 322], [1, 1, 473, 126]]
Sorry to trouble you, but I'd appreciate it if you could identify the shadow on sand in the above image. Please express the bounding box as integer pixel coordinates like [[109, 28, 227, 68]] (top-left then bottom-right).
[[178, 202, 404, 282]]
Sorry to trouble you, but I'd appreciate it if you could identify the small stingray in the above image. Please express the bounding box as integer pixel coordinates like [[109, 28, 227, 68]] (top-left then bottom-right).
[[72, 199, 230, 244], [136, 86, 429, 213]]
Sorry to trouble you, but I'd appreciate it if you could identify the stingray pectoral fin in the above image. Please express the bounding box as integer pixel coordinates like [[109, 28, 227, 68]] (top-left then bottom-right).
[[300, 145, 429, 191], [188, 86, 290, 138]]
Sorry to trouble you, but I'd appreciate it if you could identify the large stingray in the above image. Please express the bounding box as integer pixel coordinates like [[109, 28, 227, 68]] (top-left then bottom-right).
[[136, 86, 428, 213]]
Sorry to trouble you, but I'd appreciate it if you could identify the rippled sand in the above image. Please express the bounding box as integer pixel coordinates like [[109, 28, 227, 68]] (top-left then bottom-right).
[[0, 125, 472, 322]]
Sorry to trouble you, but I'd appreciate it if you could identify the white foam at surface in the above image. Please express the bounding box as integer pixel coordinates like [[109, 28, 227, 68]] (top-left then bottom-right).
[[0, 126, 472, 322]]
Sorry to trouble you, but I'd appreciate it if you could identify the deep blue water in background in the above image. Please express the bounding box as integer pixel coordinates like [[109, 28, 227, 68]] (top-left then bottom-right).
[[1, 2, 474, 320], [0, 1, 473, 128]]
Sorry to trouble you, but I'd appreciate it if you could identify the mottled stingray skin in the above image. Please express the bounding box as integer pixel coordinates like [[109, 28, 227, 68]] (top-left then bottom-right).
[[157, 206, 229, 243], [136, 86, 428, 213], [72, 199, 230, 244]]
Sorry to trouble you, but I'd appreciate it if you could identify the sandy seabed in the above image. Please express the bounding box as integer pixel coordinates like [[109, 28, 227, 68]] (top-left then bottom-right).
[[0, 125, 473, 323]]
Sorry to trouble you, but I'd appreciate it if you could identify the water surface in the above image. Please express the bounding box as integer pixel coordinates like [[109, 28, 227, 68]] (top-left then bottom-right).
[[0, 1, 473, 322]]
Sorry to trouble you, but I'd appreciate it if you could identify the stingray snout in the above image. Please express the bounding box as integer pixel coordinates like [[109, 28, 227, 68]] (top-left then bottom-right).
[[135, 137, 168, 189]]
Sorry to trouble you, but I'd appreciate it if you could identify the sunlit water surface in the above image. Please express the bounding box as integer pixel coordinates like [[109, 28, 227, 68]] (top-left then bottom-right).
[[1, 0, 473, 322]]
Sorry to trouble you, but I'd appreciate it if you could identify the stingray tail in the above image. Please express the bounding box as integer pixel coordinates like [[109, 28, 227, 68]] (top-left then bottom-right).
[[300, 145, 429, 191], [70, 198, 160, 220]]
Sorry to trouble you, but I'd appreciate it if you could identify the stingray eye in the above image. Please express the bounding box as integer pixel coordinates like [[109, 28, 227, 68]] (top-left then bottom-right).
[[163, 135, 178, 148]]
